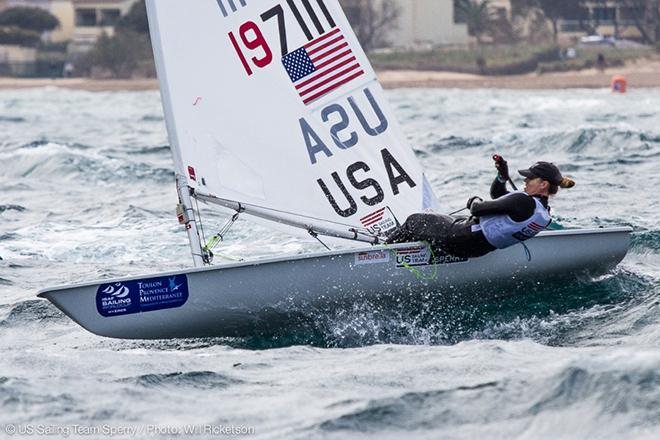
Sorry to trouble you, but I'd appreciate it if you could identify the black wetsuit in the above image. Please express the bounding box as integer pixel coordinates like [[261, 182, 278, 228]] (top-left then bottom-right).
[[386, 178, 550, 258]]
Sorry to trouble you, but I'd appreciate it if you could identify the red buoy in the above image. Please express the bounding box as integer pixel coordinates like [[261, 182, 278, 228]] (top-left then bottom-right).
[[611, 75, 627, 93]]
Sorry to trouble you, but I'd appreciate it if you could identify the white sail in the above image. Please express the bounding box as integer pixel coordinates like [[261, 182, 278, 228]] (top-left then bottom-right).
[[147, 0, 439, 239]]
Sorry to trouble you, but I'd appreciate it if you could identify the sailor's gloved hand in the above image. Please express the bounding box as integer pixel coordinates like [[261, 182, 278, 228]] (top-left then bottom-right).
[[466, 196, 483, 210], [494, 156, 510, 181]]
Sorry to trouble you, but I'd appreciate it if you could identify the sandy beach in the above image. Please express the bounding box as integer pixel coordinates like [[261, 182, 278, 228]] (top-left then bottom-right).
[[0, 59, 658, 91], [377, 58, 660, 89]]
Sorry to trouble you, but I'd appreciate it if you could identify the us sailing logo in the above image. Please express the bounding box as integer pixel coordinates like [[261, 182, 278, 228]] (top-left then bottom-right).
[[395, 246, 432, 267], [395, 246, 468, 267], [360, 207, 398, 236]]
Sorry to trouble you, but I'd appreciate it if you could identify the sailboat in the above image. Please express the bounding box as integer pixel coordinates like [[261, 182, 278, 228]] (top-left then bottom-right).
[[38, 0, 631, 339]]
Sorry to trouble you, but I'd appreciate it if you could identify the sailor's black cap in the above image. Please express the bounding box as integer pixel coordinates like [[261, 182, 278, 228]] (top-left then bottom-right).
[[518, 162, 563, 186]]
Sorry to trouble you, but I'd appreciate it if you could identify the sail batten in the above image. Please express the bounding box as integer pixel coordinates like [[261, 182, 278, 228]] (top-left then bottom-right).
[[146, 0, 439, 243]]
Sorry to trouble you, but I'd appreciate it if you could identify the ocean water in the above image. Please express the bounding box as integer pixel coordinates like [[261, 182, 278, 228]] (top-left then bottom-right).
[[0, 86, 659, 439]]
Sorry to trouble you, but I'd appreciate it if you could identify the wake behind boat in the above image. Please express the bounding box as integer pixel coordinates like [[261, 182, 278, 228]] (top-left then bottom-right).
[[38, 0, 631, 339]]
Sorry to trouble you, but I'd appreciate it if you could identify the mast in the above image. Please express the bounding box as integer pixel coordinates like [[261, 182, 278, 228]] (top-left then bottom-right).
[[176, 175, 206, 267], [147, 0, 206, 267]]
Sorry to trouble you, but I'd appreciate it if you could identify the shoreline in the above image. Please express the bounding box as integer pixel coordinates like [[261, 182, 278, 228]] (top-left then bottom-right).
[[0, 60, 658, 91], [378, 58, 660, 89], [377, 68, 660, 90]]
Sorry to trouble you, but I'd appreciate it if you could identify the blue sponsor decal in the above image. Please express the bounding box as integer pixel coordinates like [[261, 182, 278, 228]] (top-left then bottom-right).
[[96, 275, 189, 317]]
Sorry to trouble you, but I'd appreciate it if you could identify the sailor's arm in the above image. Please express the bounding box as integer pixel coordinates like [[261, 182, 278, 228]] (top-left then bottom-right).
[[490, 177, 509, 199], [469, 193, 536, 222], [491, 155, 510, 199]]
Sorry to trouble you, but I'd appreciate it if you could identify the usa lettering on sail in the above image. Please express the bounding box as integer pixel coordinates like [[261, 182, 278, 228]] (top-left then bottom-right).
[[301, 88, 417, 218]]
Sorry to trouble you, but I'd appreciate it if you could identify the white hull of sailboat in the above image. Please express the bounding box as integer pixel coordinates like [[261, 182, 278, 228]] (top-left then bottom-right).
[[37, 228, 631, 339]]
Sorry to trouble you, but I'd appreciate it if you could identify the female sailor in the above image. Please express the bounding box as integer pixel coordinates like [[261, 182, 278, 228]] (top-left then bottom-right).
[[386, 158, 575, 258]]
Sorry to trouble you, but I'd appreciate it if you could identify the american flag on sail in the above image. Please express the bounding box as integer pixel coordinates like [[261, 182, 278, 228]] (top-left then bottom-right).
[[282, 28, 365, 105]]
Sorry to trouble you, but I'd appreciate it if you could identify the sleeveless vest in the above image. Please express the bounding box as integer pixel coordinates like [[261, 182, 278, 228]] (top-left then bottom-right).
[[477, 192, 552, 249]]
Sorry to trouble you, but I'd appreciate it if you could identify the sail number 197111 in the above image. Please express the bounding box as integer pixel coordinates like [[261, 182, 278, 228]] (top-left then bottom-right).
[[227, 0, 336, 76]]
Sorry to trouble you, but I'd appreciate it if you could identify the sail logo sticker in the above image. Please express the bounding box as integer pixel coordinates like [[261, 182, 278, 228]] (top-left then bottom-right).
[[354, 249, 390, 266], [360, 207, 397, 236], [96, 275, 189, 317]]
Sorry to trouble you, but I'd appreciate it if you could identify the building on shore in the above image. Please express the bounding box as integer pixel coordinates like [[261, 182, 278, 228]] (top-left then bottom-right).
[[69, 0, 137, 52], [2, 0, 75, 43], [560, 0, 657, 42], [0, 0, 138, 50], [0, 0, 138, 76], [341, 0, 468, 49], [489, 0, 511, 18], [2, 0, 470, 51], [476, 0, 656, 44], [388, 0, 468, 48]]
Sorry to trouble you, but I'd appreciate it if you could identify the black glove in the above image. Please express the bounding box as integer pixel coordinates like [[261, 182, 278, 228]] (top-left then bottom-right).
[[494, 156, 510, 181], [467, 196, 483, 210]]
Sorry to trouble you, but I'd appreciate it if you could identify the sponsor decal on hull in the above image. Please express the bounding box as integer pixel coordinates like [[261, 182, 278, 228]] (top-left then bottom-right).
[[96, 275, 189, 317], [395, 245, 468, 267], [395, 245, 432, 267], [354, 249, 390, 265]]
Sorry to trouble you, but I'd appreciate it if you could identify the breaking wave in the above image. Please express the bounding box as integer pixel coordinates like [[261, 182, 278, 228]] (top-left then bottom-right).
[[120, 371, 241, 390], [0, 140, 173, 183], [315, 357, 660, 437], [0, 300, 69, 328], [0, 205, 26, 214], [0, 115, 26, 123], [632, 230, 660, 252]]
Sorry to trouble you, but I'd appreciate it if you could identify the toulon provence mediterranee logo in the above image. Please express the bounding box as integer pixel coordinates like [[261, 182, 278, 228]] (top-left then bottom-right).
[[96, 275, 189, 317]]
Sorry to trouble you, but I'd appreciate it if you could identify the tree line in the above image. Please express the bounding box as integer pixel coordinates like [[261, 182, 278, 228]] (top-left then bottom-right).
[[0, 0, 657, 78], [85, 0, 401, 77], [0, 6, 59, 47], [456, 0, 660, 45]]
